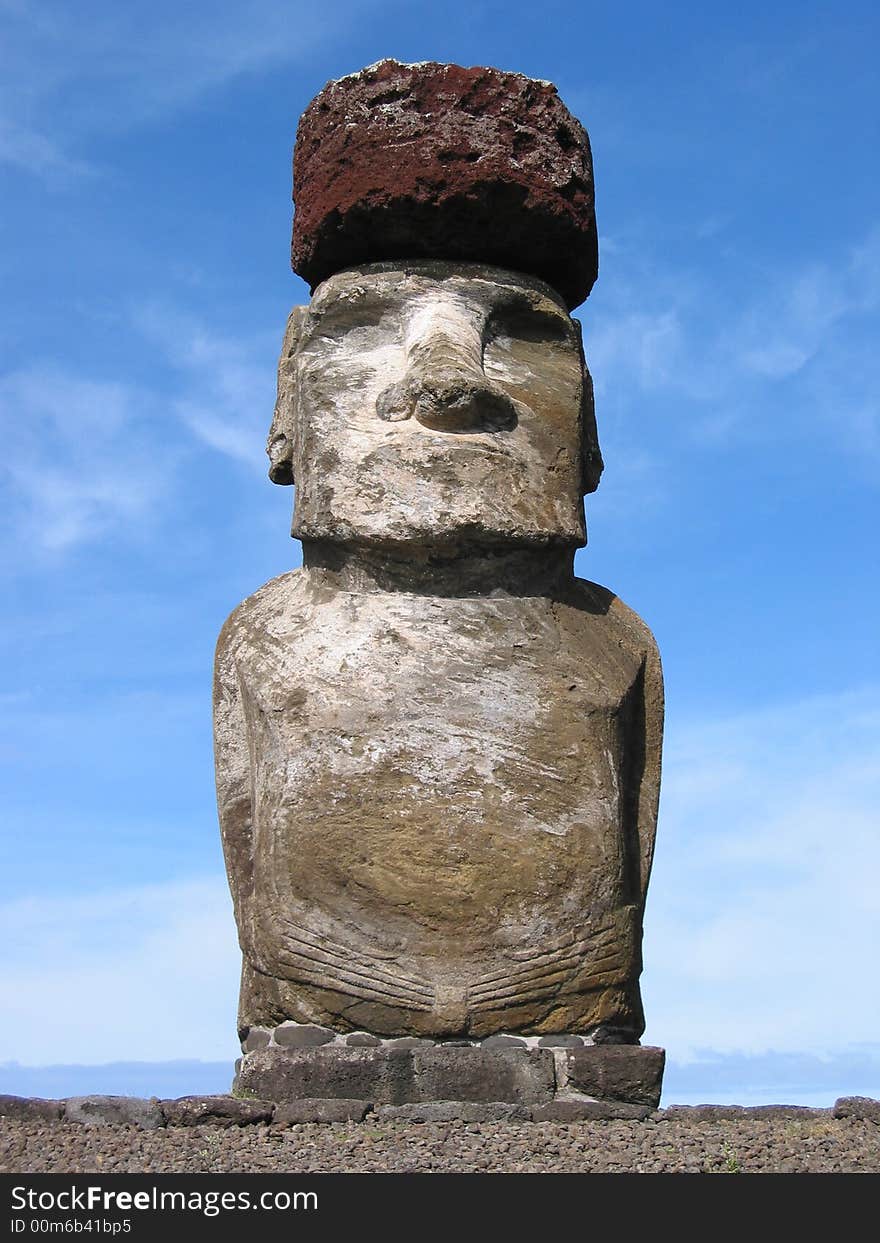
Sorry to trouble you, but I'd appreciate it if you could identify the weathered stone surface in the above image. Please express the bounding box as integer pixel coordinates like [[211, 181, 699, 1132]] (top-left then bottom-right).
[[64, 1096, 164, 1129], [273, 1022, 336, 1049], [413, 1047, 554, 1104], [216, 73, 664, 1089], [661, 1104, 829, 1122], [292, 60, 598, 310], [345, 1032, 382, 1048], [0, 1095, 63, 1122], [267, 262, 603, 510], [481, 1035, 528, 1050], [160, 1095, 274, 1127], [242, 1026, 272, 1052], [238, 1048, 411, 1105], [217, 263, 659, 1042], [236, 1046, 555, 1105], [531, 1098, 653, 1122], [274, 1098, 372, 1124], [375, 1101, 530, 1122], [833, 1096, 880, 1121], [384, 1037, 436, 1050], [538, 1034, 584, 1048], [588, 1025, 642, 1045], [562, 1046, 666, 1107]]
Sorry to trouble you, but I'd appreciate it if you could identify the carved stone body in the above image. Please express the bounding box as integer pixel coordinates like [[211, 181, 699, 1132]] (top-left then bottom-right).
[[216, 561, 661, 1039], [214, 261, 663, 1041]]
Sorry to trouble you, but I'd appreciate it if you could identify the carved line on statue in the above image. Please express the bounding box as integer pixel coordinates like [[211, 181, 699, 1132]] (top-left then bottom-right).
[[268, 911, 630, 1016], [469, 954, 625, 1011], [277, 918, 433, 991], [276, 919, 435, 1009], [272, 950, 436, 1011], [473, 932, 612, 985], [468, 918, 628, 1011], [469, 949, 622, 1000], [273, 957, 435, 1012]]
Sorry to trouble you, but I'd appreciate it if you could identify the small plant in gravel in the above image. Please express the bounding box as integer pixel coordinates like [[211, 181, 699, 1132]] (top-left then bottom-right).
[[720, 1144, 741, 1173]]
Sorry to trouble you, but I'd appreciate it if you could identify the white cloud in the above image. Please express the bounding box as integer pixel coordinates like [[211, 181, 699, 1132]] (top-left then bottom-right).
[[643, 686, 880, 1057], [0, 118, 94, 182], [586, 223, 880, 468], [0, 0, 390, 180], [0, 300, 285, 558], [0, 877, 241, 1064], [134, 304, 279, 472], [0, 365, 177, 553], [586, 309, 685, 396]]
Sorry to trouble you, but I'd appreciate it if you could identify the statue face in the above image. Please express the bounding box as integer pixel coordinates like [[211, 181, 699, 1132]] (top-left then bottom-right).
[[269, 261, 601, 551]]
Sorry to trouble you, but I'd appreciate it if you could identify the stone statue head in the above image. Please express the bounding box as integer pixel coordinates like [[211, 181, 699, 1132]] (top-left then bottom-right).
[[267, 260, 602, 553]]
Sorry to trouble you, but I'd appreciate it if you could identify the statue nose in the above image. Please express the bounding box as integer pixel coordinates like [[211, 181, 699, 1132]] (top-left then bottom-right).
[[412, 372, 516, 432], [376, 371, 517, 432], [376, 296, 518, 433]]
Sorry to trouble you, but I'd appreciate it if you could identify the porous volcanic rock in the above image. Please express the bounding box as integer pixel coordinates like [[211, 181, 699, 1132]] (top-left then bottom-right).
[[562, 1045, 666, 1108], [291, 59, 598, 309], [160, 1095, 274, 1127], [236, 1046, 555, 1106]]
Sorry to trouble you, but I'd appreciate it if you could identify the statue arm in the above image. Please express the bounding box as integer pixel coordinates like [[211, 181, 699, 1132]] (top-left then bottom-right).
[[266, 305, 307, 485], [636, 638, 664, 902], [213, 616, 256, 956]]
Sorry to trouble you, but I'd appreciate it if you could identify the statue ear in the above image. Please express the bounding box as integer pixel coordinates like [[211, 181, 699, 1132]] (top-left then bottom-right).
[[580, 361, 603, 495], [267, 306, 308, 485], [573, 319, 603, 495]]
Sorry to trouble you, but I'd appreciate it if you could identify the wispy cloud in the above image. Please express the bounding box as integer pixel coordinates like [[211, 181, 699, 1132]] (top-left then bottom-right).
[[0, 298, 285, 559], [643, 686, 880, 1057], [134, 304, 279, 472], [0, 118, 94, 182], [585, 222, 880, 469], [0, 0, 390, 181], [0, 877, 240, 1064], [0, 365, 177, 553]]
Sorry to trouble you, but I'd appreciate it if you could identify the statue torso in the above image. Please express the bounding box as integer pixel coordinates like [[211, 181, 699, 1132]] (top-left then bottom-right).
[[217, 568, 658, 1037]]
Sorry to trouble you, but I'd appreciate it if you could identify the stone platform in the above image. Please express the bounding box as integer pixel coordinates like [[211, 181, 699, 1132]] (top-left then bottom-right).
[[234, 1041, 666, 1114]]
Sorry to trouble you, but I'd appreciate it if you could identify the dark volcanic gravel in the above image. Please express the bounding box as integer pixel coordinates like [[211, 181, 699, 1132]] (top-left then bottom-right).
[[3, 1115, 879, 1174]]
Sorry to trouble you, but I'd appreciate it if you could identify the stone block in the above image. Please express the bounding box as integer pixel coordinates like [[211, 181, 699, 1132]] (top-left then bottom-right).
[[661, 1104, 827, 1122], [833, 1096, 880, 1121], [237, 1045, 555, 1105], [562, 1045, 665, 1107], [64, 1096, 164, 1129], [531, 1098, 652, 1122], [375, 1101, 530, 1123], [161, 1095, 274, 1127], [242, 1026, 271, 1052], [274, 1098, 373, 1124], [0, 1095, 63, 1122], [273, 1022, 336, 1048]]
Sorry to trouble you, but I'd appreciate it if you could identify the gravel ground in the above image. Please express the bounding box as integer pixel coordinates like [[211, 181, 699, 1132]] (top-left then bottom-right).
[[3, 1114, 879, 1174]]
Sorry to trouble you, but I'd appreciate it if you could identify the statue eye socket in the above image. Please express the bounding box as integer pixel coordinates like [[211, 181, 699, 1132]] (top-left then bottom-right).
[[484, 308, 571, 347], [308, 297, 402, 341]]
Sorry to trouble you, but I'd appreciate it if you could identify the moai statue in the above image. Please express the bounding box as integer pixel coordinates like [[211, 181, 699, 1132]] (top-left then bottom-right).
[[215, 62, 663, 1082]]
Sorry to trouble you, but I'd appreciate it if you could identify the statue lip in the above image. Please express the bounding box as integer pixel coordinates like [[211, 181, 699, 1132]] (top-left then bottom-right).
[[368, 427, 515, 459]]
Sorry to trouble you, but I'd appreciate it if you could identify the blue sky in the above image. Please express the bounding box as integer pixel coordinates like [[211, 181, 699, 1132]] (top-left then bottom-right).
[[1, 1, 878, 1105]]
